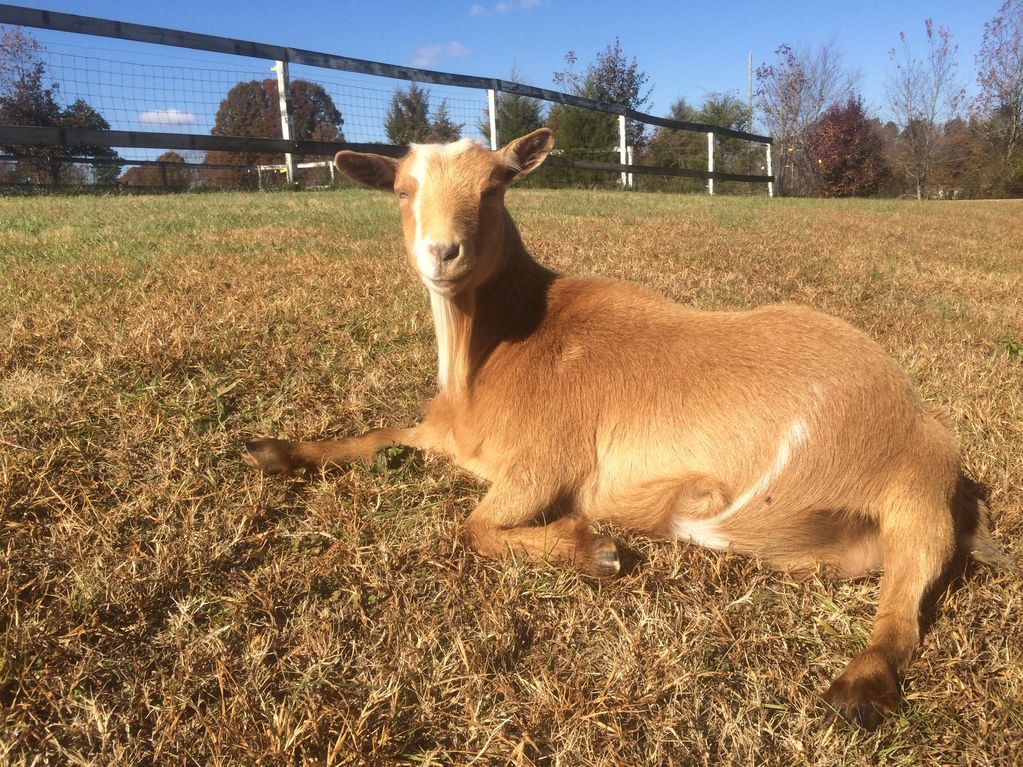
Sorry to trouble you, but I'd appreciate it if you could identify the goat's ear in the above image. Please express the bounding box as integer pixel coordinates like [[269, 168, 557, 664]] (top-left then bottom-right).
[[334, 151, 398, 192], [499, 128, 554, 184]]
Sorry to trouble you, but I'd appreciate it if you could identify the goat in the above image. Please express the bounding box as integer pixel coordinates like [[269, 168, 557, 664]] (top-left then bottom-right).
[[243, 128, 1005, 730]]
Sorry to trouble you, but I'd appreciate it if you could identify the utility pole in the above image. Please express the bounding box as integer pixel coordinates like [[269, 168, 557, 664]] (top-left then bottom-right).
[[748, 52, 753, 123]]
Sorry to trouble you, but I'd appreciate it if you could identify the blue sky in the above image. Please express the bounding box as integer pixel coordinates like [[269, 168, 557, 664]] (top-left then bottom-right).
[[5, 0, 1003, 145]]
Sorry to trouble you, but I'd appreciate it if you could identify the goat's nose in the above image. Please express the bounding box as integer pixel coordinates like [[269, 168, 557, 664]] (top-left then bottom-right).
[[430, 243, 460, 263]]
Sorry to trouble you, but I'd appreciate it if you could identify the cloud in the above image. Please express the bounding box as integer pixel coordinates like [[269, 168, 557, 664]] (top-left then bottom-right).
[[471, 0, 546, 16], [138, 108, 198, 126], [411, 41, 470, 68]]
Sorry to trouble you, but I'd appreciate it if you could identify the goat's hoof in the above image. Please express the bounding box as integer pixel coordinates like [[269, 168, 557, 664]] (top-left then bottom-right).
[[823, 651, 900, 731], [243, 439, 297, 475], [584, 536, 621, 578]]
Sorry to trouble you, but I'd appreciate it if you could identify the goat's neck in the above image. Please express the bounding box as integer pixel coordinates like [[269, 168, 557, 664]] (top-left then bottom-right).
[[429, 208, 552, 397]]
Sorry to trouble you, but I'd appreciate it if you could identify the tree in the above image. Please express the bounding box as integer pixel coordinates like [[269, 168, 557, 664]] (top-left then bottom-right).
[[426, 100, 463, 143], [477, 69, 545, 146], [120, 151, 193, 189], [642, 97, 702, 170], [805, 97, 890, 197], [932, 116, 999, 198], [0, 26, 118, 187], [545, 90, 617, 158], [0, 26, 42, 94], [756, 42, 859, 195], [0, 41, 61, 184], [975, 0, 1023, 195], [385, 82, 431, 145], [289, 80, 345, 143], [61, 98, 120, 185], [695, 93, 759, 190], [886, 20, 965, 199], [549, 39, 653, 150], [384, 84, 464, 146], [203, 78, 344, 187], [642, 94, 756, 193], [641, 97, 707, 193]]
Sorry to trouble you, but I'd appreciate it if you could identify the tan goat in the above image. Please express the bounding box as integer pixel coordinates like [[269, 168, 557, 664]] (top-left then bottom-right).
[[244, 128, 1005, 730]]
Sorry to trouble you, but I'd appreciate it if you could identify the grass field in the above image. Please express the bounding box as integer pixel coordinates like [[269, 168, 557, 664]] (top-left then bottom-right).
[[1, 189, 1021, 765]]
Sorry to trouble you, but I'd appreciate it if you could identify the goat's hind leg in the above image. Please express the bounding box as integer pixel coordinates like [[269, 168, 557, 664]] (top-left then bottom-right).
[[243, 427, 421, 475], [823, 482, 956, 730]]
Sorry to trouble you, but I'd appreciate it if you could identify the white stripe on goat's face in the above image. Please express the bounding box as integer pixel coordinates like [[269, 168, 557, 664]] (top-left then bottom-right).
[[395, 138, 507, 297]]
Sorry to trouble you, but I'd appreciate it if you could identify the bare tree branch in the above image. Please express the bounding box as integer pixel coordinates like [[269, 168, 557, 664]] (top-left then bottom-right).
[[755, 42, 860, 195], [886, 19, 965, 199]]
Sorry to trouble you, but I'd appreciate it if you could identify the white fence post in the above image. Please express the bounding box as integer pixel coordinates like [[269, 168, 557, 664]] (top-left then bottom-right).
[[766, 142, 774, 198], [618, 114, 628, 188], [274, 59, 295, 186], [626, 145, 634, 189], [707, 131, 714, 195], [487, 89, 498, 150]]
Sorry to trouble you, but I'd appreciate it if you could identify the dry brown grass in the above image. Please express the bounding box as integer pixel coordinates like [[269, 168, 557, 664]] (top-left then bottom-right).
[[1, 190, 1021, 765]]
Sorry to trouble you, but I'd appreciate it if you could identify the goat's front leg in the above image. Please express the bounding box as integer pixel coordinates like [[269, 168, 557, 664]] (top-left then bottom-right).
[[243, 427, 421, 475], [464, 480, 621, 577]]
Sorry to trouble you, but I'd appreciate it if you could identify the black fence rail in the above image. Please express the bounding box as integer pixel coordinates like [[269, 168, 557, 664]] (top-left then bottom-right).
[[0, 3, 774, 193]]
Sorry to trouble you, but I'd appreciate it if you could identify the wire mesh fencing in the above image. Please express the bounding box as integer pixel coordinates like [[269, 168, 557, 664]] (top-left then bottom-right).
[[0, 4, 772, 194]]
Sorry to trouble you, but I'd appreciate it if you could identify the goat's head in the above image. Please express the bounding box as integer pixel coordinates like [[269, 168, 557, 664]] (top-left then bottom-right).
[[335, 128, 553, 296]]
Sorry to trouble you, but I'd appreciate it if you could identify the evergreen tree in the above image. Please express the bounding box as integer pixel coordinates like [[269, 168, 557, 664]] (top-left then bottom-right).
[[635, 98, 700, 192], [426, 100, 463, 142], [477, 70, 545, 145], [546, 85, 617, 155], [643, 94, 756, 193], [385, 83, 431, 145]]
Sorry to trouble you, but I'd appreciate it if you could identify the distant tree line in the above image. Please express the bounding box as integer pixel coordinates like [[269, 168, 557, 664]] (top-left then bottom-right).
[[3, 1, 1022, 197], [382, 2, 1022, 199], [756, 1, 1023, 198]]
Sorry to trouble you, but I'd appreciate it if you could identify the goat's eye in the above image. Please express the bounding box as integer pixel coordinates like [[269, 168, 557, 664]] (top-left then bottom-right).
[[398, 191, 410, 200]]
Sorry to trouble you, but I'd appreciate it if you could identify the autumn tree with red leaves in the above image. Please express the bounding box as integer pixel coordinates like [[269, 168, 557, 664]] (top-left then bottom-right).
[[805, 98, 890, 197], [755, 42, 859, 196]]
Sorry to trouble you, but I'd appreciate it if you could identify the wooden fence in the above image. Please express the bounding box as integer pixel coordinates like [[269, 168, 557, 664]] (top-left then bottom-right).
[[0, 3, 773, 194]]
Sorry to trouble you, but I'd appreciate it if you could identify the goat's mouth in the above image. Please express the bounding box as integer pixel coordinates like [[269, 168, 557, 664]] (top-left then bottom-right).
[[421, 272, 470, 296]]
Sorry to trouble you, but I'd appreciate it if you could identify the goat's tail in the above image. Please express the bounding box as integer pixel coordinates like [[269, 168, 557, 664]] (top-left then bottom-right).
[[955, 473, 1011, 571]]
